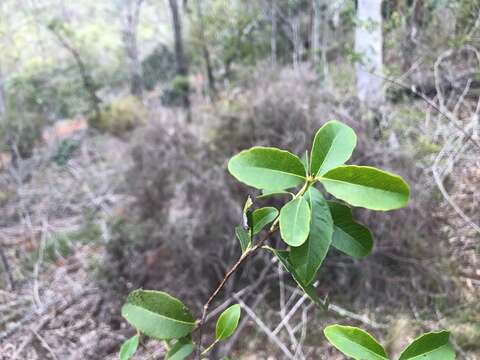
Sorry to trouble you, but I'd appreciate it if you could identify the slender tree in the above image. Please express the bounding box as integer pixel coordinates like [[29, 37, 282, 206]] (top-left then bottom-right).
[[271, 1, 277, 66], [401, 0, 424, 72], [354, 0, 384, 108], [193, 0, 216, 99], [122, 0, 144, 99], [168, 0, 191, 122], [48, 21, 102, 123], [0, 66, 6, 117]]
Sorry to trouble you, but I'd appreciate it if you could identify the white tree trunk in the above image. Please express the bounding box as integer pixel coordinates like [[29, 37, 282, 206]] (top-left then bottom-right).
[[355, 0, 384, 107], [271, 1, 277, 66], [312, 0, 321, 66], [0, 66, 6, 117]]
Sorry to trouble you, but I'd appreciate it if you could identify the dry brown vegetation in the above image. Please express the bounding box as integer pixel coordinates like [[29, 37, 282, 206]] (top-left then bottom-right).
[[1, 63, 478, 359]]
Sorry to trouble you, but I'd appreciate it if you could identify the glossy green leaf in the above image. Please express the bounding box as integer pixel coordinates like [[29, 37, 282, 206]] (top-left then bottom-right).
[[228, 147, 306, 190], [310, 120, 357, 177], [319, 165, 410, 210], [257, 189, 292, 199], [399, 331, 455, 360], [266, 247, 326, 309], [166, 337, 195, 360], [216, 304, 241, 341], [252, 207, 279, 234], [290, 188, 333, 284], [235, 226, 251, 254], [119, 335, 139, 360], [301, 150, 310, 174], [328, 201, 373, 258], [279, 196, 311, 247], [121, 290, 195, 340], [324, 325, 388, 360]]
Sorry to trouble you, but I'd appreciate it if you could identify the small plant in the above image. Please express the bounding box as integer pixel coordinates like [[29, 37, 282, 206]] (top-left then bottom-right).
[[118, 120, 453, 359], [52, 139, 80, 166], [88, 96, 146, 136], [161, 75, 190, 106]]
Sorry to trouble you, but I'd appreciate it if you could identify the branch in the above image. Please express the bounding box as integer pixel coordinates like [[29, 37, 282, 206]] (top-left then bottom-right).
[[364, 68, 480, 150], [194, 227, 278, 359], [235, 295, 295, 360]]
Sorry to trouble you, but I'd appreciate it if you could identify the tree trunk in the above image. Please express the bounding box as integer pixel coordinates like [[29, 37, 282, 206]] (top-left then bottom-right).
[[49, 24, 102, 122], [320, 0, 329, 82], [168, 0, 191, 122], [123, 0, 144, 99], [292, 15, 302, 69], [0, 67, 6, 118], [401, 0, 424, 72], [312, 0, 320, 66], [271, 1, 277, 66], [355, 0, 384, 108], [194, 0, 216, 99]]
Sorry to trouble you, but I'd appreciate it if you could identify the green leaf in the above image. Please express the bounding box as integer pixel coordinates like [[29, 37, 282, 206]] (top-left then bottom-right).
[[328, 201, 373, 258], [228, 146, 306, 190], [266, 247, 326, 309], [119, 335, 139, 360], [319, 165, 410, 210], [121, 290, 195, 340], [301, 150, 310, 174], [251, 207, 279, 234], [215, 304, 241, 341], [165, 337, 195, 360], [310, 120, 357, 177], [324, 325, 388, 360], [398, 331, 455, 360], [279, 196, 311, 247], [257, 189, 292, 199], [290, 188, 333, 284], [235, 226, 251, 254]]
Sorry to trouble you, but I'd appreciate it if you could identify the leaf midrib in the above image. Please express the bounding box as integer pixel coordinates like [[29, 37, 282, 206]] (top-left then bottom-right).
[[314, 130, 342, 176], [290, 199, 303, 242], [125, 303, 195, 326], [242, 165, 306, 179], [334, 226, 369, 253], [401, 343, 450, 359], [319, 177, 405, 197], [333, 335, 388, 359]]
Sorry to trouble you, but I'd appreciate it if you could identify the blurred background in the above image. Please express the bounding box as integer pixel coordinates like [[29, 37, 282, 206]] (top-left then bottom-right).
[[0, 0, 479, 359]]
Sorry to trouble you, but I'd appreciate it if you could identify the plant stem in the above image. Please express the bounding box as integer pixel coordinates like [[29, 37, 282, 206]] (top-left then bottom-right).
[[195, 180, 313, 359], [195, 226, 278, 359]]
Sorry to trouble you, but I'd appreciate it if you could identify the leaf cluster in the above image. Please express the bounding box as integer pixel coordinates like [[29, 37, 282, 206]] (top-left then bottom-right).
[[117, 121, 452, 360]]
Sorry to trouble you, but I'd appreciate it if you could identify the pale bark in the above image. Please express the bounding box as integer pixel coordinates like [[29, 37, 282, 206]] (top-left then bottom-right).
[[122, 0, 144, 99], [271, 1, 277, 66], [292, 16, 302, 68], [0, 67, 6, 117], [312, 0, 329, 81], [355, 0, 384, 107], [312, 0, 320, 66]]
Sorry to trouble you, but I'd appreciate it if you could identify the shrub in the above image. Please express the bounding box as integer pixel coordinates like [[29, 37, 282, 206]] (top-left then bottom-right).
[[160, 75, 190, 106], [0, 111, 47, 159], [88, 96, 147, 136], [141, 44, 176, 91], [6, 64, 91, 119], [51, 138, 80, 166]]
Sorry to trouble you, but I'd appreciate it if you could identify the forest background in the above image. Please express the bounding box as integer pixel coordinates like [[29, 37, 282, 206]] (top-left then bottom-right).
[[0, 0, 479, 359]]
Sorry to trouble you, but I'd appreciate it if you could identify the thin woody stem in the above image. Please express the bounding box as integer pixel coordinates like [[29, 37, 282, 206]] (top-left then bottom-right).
[[195, 180, 313, 359], [195, 227, 278, 359]]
